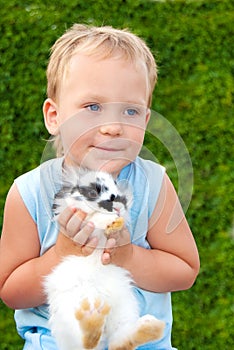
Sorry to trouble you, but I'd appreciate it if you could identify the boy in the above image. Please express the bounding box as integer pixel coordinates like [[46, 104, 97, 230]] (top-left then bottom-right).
[[0, 24, 199, 349]]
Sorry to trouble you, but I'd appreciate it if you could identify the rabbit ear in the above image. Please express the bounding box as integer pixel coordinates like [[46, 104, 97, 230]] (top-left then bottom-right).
[[116, 179, 131, 193], [61, 165, 77, 188], [77, 167, 90, 178], [62, 165, 89, 187]]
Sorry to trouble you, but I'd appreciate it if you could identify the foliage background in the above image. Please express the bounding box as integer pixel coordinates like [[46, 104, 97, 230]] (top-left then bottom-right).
[[0, 0, 233, 349]]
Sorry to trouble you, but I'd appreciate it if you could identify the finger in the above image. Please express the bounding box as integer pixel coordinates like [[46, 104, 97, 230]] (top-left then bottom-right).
[[75, 209, 87, 221], [105, 238, 116, 251], [64, 209, 87, 238], [58, 208, 86, 227], [101, 238, 116, 265], [102, 252, 111, 265], [73, 222, 95, 245], [81, 236, 98, 256], [57, 206, 76, 228]]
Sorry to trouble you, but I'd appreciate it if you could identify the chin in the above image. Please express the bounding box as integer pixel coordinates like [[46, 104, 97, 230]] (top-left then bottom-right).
[[64, 154, 131, 175], [96, 159, 130, 175]]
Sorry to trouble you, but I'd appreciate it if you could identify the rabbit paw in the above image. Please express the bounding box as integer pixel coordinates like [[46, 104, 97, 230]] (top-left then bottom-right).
[[75, 298, 110, 349]]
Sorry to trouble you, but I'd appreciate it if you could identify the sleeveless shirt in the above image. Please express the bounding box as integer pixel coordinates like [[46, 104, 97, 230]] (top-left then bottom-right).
[[14, 157, 176, 349]]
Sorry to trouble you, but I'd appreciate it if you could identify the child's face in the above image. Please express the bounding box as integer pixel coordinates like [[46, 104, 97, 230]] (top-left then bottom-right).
[[44, 53, 150, 175]]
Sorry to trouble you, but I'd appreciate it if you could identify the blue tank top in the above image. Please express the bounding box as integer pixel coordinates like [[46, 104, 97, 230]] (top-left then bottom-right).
[[14, 157, 176, 349]]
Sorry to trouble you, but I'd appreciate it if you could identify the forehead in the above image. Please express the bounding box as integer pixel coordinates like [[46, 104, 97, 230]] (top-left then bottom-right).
[[61, 53, 149, 104], [67, 52, 146, 79]]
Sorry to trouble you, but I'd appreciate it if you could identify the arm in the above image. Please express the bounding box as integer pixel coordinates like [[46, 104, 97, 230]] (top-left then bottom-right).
[[0, 183, 46, 309], [105, 173, 200, 292], [0, 184, 95, 310]]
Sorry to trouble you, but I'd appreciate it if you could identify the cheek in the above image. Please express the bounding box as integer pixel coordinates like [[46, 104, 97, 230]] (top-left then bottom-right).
[[125, 125, 145, 144], [120, 127, 145, 163], [59, 113, 96, 152]]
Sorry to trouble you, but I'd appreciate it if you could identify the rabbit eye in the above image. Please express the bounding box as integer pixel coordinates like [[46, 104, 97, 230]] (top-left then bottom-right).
[[96, 184, 102, 194], [89, 189, 98, 198]]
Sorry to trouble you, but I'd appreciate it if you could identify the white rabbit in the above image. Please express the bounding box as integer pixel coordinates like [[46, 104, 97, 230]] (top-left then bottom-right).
[[44, 167, 165, 350]]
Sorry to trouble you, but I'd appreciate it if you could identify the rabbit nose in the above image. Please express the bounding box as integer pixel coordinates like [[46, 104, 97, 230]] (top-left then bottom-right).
[[110, 194, 116, 201]]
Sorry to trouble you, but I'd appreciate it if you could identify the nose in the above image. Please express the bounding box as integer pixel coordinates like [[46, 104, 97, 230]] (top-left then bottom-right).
[[99, 122, 123, 136], [98, 104, 125, 136], [110, 194, 116, 201]]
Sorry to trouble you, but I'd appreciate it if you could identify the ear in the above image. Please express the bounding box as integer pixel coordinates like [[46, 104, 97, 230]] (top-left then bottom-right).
[[43, 98, 59, 135], [145, 108, 151, 126]]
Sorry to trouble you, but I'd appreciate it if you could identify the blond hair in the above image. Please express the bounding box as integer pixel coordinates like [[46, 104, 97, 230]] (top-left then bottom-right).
[[47, 24, 157, 104], [45, 24, 158, 156]]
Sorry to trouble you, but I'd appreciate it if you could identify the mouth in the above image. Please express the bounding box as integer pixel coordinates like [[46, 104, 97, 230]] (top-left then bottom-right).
[[93, 146, 124, 152], [114, 207, 121, 216]]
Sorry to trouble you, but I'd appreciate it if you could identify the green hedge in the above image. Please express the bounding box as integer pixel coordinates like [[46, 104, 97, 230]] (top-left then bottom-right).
[[0, 0, 233, 349]]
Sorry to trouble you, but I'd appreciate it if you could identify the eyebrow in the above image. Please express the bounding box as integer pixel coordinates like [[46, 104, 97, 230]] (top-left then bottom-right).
[[76, 94, 105, 105], [78, 94, 147, 106]]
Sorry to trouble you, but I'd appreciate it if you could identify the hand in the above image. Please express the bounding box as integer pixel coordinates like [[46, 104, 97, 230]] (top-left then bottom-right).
[[101, 227, 133, 266], [54, 207, 97, 258]]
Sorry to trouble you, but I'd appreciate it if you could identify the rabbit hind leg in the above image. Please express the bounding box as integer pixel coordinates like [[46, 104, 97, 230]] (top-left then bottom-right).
[[109, 315, 165, 350], [132, 315, 165, 346]]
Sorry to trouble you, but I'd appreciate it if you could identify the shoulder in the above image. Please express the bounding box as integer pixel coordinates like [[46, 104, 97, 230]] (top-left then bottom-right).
[[15, 158, 63, 186], [125, 157, 166, 220], [13, 158, 63, 221], [14, 158, 63, 196], [132, 157, 166, 200], [134, 157, 165, 180]]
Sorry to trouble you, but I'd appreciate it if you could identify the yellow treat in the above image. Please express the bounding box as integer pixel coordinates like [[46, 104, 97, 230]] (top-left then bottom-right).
[[105, 217, 124, 236]]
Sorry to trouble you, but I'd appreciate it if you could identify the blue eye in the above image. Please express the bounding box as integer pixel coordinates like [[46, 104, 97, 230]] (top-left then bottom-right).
[[87, 104, 101, 112], [124, 108, 139, 117]]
